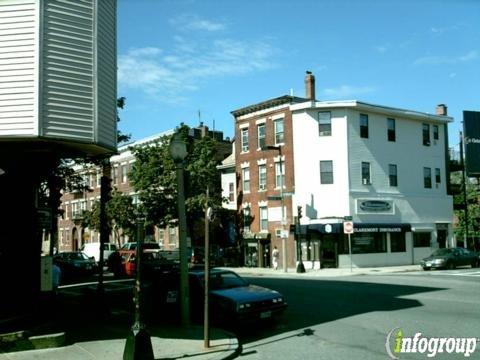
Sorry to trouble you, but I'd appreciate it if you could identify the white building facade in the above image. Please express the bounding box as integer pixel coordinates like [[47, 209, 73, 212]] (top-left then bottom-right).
[[291, 100, 454, 268]]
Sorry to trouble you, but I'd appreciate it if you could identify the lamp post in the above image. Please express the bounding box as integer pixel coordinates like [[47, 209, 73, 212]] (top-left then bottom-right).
[[169, 132, 190, 326], [123, 214, 154, 360], [263, 145, 287, 272]]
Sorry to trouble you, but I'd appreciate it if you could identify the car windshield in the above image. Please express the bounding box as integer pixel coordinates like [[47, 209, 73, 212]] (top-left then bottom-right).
[[431, 249, 452, 256], [208, 272, 248, 290]]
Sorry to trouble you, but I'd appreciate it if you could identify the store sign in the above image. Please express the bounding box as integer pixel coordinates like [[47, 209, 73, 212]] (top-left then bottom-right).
[[354, 224, 411, 233], [357, 199, 394, 214], [463, 111, 480, 177]]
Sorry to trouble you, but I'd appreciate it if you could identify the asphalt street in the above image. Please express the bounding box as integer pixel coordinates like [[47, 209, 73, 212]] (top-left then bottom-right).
[[236, 269, 480, 360]]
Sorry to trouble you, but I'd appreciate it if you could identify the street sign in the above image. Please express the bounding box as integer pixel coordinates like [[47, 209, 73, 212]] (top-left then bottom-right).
[[343, 221, 354, 234], [267, 196, 282, 201]]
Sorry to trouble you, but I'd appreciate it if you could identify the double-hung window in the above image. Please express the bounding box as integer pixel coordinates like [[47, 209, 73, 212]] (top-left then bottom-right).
[[435, 168, 441, 184], [362, 162, 371, 185], [242, 167, 250, 193], [275, 162, 285, 188], [360, 114, 369, 138], [241, 128, 249, 152], [274, 118, 284, 145], [318, 111, 331, 136], [257, 124, 266, 149], [389, 164, 398, 187], [121, 164, 128, 183], [259, 206, 268, 232], [228, 183, 234, 202], [433, 125, 439, 141], [320, 160, 333, 184], [258, 165, 267, 191], [387, 118, 396, 142], [422, 124, 430, 146], [424, 167, 432, 188]]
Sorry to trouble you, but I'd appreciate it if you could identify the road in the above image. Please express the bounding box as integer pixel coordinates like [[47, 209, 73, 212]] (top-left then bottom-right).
[[236, 269, 480, 360]]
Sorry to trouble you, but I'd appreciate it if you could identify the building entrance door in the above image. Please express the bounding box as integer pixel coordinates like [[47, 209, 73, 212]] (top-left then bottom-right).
[[437, 230, 447, 248], [320, 234, 337, 268]]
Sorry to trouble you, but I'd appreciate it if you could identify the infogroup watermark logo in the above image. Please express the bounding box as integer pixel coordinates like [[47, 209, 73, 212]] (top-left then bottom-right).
[[385, 328, 479, 359]]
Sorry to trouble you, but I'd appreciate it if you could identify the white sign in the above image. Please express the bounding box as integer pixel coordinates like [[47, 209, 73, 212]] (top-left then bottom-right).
[[343, 221, 354, 234]]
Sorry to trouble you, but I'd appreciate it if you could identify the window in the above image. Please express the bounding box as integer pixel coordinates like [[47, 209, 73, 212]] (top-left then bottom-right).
[[320, 160, 333, 184], [352, 233, 386, 254], [228, 183, 234, 202], [360, 114, 369, 138], [361, 162, 371, 185], [318, 111, 331, 136], [159, 230, 164, 246], [241, 128, 249, 152], [433, 125, 439, 141], [242, 167, 250, 193], [96, 171, 101, 187], [275, 162, 285, 188], [274, 118, 284, 145], [413, 232, 431, 247], [121, 164, 128, 183], [387, 118, 396, 142], [113, 166, 119, 184], [169, 227, 177, 245], [389, 164, 398, 187], [424, 167, 432, 188], [390, 233, 406, 252], [259, 206, 268, 231], [90, 173, 96, 188], [258, 165, 267, 190], [435, 168, 441, 184], [422, 124, 430, 146], [257, 124, 266, 149]]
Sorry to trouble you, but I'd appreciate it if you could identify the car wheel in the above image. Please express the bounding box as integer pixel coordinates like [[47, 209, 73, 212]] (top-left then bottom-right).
[[422, 267, 430, 271], [446, 262, 455, 270]]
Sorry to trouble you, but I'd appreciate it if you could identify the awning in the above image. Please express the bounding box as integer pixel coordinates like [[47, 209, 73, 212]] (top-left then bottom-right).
[[300, 223, 411, 234]]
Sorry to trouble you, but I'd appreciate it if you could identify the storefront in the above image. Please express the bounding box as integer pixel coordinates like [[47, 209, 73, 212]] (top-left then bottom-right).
[[242, 232, 271, 268], [299, 223, 415, 268]]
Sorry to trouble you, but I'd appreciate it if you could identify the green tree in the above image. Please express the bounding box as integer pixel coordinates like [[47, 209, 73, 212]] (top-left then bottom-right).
[[129, 124, 224, 245], [81, 190, 137, 246], [452, 173, 480, 244]]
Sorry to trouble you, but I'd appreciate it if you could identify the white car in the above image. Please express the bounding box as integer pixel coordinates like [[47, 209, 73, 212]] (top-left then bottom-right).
[[81, 242, 118, 264]]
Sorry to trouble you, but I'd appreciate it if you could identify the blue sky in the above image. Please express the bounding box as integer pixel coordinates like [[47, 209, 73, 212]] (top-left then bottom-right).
[[117, 0, 480, 148]]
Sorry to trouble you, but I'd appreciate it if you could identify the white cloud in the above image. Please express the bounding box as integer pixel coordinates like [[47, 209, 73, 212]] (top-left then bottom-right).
[[169, 14, 225, 32], [118, 37, 278, 104], [322, 85, 376, 98], [414, 50, 478, 65]]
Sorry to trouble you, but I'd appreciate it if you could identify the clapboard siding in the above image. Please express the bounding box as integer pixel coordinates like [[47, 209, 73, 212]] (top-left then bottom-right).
[[41, 0, 94, 140], [95, 0, 116, 149], [0, 0, 37, 136]]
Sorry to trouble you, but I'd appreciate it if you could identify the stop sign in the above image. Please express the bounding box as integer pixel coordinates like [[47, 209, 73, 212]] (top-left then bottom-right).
[[343, 221, 354, 234]]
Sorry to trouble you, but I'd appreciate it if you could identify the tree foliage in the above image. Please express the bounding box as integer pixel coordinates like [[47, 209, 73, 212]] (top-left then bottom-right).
[[81, 190, 137, 245], [452, 173, 480, 240], [129, 124, 224, 244]]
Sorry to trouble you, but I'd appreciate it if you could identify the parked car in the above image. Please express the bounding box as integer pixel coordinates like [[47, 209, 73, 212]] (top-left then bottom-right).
[[420, 247, 479, 270], [150, 269, 287, 326], [80, 242, 118, 264], [108, 242, 161, 277], [53, 251, 96, 278]]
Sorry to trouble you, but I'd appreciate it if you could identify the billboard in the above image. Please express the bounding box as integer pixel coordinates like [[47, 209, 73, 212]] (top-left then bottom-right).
[[463, 111, 480, 177]]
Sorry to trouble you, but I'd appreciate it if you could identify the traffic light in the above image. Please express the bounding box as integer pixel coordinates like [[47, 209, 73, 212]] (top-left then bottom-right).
[[100, 175, 112, 203], [297, 206, 302, 219]]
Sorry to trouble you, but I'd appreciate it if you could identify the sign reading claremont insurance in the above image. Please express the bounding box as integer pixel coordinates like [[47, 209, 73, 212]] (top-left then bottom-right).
[[356, 199, 394, 215], [463, 111, 480, 177]]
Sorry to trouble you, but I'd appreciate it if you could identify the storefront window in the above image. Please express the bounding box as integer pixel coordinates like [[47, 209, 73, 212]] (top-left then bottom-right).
[[352, 233, 386, 254], [390, 232, 406, 252], [413, 232, 431, 247]]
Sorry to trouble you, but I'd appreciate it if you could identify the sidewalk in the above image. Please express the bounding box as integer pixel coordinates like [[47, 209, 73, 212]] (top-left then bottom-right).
[[0, 326, 239, 360], [224, 264, 421, 278], [0, 283, 240, 360]]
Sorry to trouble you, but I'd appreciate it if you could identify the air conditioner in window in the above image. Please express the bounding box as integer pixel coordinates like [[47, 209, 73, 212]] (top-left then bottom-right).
[[362, 178, 370, 185]]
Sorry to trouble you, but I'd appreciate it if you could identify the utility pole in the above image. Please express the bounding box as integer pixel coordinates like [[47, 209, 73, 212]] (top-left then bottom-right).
[[460, 131, 469, 248]]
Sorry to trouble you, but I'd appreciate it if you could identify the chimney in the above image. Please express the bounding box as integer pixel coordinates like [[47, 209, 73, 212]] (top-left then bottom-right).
[[305, 71, 315, 101], [435, 104, 448, 116]]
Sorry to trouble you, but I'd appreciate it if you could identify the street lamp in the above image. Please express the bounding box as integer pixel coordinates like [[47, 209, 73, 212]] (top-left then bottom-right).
[[169, 132, 190, 326], [262, 145, 287, 272], [123, 214, 154, 360]]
